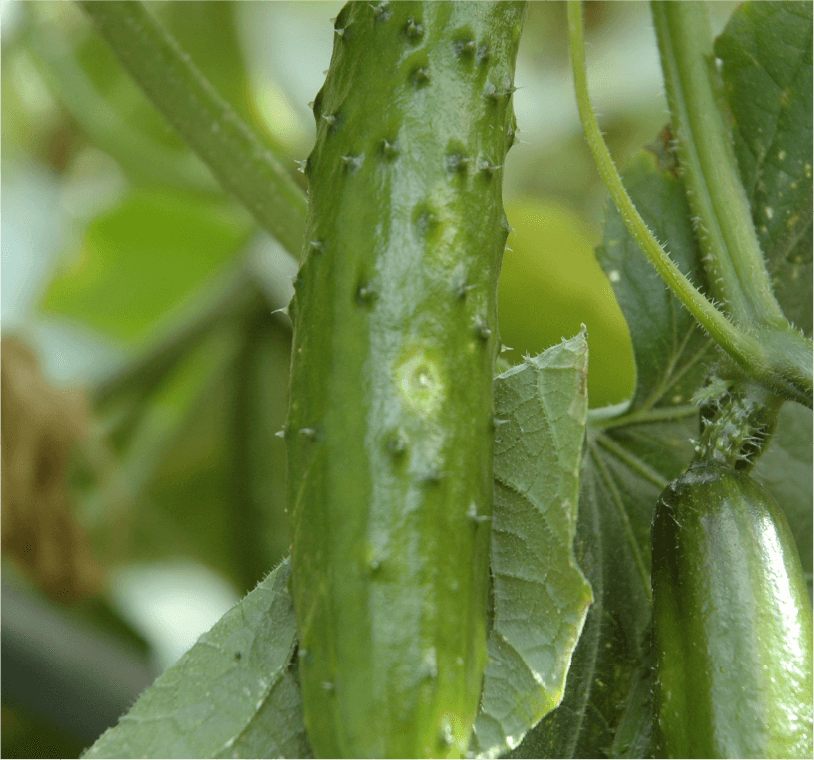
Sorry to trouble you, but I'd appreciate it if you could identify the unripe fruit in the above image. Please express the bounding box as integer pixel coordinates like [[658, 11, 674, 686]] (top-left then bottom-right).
[[652, 465, 813, 759], [286, 2, 526, 757]]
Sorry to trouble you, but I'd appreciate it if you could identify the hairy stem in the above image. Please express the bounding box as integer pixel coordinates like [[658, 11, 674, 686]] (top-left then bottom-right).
[[567, 1, 812, 408], [79, 0, 306, 258], [651, 1, 786, 329]]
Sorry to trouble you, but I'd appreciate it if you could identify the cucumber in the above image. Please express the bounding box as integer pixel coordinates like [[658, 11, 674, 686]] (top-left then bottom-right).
[[285, 2, 525, 757], [652, 465, 813, 758]]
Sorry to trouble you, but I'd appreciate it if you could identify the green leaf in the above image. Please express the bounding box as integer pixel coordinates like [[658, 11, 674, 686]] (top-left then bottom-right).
[[715, 2, 813, 335], [509, 152, 707, 759], [595, 151, 713, 413], [473, 332, 592, 758], [83, 333, 594, 759], [511, 116, 812, 756], [83, 559, 309, 759], [41, 188, 253, 345]]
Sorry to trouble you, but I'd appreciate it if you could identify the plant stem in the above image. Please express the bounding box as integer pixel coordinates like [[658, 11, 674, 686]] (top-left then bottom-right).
[[79, 0, 306, 258], [589, 403, 699, 433], [25, 11, 218, 194], [651, 1, 786, 329], [568, 7, 753, 366], [567, 1, 812, 408]]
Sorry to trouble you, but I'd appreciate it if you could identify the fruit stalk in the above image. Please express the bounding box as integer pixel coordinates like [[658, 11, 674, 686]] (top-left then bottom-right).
[[286, 2, 525, 757]]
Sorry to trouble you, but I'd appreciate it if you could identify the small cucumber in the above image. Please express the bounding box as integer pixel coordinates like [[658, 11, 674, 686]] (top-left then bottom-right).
[[286, 2, 525, 757], [652, 465, 813, 758]]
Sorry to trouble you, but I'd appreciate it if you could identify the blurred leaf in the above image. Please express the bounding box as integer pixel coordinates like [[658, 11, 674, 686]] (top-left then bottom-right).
[[41, 188, 253, 345], [715, 1, 813, 335], [2, 705, 86, 760], [83, 558, 309, 759], [112, 323, 240, 495], [229, 313, 292, 590], [87, 308, 292, 598], [85, 321, 245, 585], [473, 332, 592, 758], [500, 200, 634, 408]]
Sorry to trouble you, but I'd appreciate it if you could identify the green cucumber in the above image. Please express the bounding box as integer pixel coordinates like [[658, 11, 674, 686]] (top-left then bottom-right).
[[652, 465, 813, 758], [285, 2, 525, 757]]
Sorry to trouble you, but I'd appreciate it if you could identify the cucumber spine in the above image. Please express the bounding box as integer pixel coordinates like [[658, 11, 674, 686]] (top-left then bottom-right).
[[286, 2, 526, 757]]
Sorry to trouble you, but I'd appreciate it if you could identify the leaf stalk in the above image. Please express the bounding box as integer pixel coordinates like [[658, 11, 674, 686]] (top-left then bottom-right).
[[567, 1, 812, 408], [79, 0, 307, 258]]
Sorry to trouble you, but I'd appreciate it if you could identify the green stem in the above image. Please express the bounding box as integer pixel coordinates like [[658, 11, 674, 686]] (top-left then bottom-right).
[[567, 1, 812, 408], [24, 13, 217, 194], [589, 403, 699, 433], [78, 0, 306, 258], [651, 1, 786, 329], [567, 4, 751, 373]]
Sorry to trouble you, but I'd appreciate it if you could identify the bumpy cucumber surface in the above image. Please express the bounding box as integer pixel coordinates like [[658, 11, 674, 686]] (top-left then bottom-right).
[[652, 465, 813, 759], [286, 2, 525, 757]]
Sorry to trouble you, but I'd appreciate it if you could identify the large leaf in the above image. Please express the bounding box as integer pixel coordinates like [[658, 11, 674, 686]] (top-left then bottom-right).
[[83, 335, 594, 758], [41, 188, 253, 346], [473, 332, 592, 757], [83, 559, 309, 759], [716, 1, 813, 335], [509, 152, 708, 759]]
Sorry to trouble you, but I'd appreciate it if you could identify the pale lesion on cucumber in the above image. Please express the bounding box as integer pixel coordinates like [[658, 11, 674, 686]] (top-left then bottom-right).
[[394, 347, 446, 416]]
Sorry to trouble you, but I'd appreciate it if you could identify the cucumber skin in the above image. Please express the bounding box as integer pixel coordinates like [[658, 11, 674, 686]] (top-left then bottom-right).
[[652, 465, 813, 759], [285, 3, 525, 757]]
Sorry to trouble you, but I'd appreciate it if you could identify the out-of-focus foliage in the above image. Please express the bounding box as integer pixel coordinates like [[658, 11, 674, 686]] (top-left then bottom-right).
[[500, 199, 633, 407], [0, 2, 736, 757]]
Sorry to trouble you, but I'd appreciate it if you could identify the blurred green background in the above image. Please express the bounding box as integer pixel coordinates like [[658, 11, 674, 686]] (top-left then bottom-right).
[[1, 2, 736, 756]]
